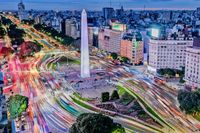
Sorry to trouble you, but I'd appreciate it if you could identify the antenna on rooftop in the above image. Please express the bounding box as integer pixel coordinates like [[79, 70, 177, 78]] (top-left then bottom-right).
[[119, 0, 121, 8]]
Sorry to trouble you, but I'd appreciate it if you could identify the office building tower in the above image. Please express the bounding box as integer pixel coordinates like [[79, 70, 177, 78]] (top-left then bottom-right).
[[98, 28, 122, 54], [185, 38, 200, 88], [120, 33, 144, 65], [103, 7, 114, 25], [18, 0, 27, 21], [148, 38, 193, 72]]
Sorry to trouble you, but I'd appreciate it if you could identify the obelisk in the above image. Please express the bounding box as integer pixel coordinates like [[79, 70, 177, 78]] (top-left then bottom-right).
[[81, 9, 90, 78]]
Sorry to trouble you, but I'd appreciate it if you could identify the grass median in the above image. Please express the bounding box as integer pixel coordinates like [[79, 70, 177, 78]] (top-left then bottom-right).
[[117, 83, 175, 131]]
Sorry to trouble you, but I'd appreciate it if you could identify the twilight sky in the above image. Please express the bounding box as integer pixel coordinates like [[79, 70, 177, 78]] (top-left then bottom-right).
[[0, 0, 200, 10]]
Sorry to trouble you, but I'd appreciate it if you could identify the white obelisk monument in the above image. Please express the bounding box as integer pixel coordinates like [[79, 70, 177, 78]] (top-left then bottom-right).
[[81, 9, 90, 78]]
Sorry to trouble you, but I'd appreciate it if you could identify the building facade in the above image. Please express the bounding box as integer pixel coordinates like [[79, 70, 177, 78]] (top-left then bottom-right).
[[88, 27, 99, 48], [185, 39, 200, 88], [148, 39, 193, 72], [88, 27, 94, 46], [98, 28, 122, 54], [61, 19, 66, 35], [64, 19, 80, 39], [18, 0, 27, 21], [102, 7, 114, 25], [120, 37, 144, 65]]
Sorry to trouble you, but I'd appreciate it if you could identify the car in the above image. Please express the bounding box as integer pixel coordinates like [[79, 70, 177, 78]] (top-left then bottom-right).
[[21, 117, 25, 121], [16, 122, 20, 128], [21, 125, 25, 131]]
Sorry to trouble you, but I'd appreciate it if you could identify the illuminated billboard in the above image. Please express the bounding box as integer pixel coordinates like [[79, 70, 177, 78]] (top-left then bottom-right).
[[151, 28, 160, 38], [111, 23, 126, 32]]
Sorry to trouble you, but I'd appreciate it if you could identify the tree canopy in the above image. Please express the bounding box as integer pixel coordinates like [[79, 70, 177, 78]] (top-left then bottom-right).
[[0, 16, 26, 46], [178, 89, 200, 115], [110, 53, 118, 60], [120, 57, 130, 64], [101, 92, 110, 102], [7, 23, 25, 46], [110, 90, 120, 100], [157, 68, 184, 77], [69, 113, 125, 133], [7, 24, 25, 39], [1, 16, 13, 26], [0, 26, 6, 37], [8, 94, 29, 119], [21, 19, 35, 25], [33, 24, 74, 45]]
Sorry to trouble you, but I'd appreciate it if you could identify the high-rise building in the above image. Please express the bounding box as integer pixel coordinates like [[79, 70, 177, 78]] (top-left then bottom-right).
[[70, 23, 77, 39], [196, 7, 200, 16], [52, 17, 61, 32], [116, 6, 124, 18], [88, 27, 94, 46], [18, 0, 27, 21], [88, 27, 99, 48], [120, 34, 144, 65], [103, 7, 114, 25], [185, 38, 200, 88], [98, 28, 122, 54], [65, 20, 71, 37], [34, 15, 43, 24], [61, 19, 66, 35], [64, 19, 80, 39], [93, 27, 99, 48], [81, 9, 90, 78], [148, 39, 193, 72], [161, 11, 172, 22]]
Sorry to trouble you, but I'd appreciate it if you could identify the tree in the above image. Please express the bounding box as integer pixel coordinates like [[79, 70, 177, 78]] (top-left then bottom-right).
[[101, 92, 109, 102], [164, 68, 176, 77], [112, 127, 125, 133], [6, 23, 25, 46], [1, 16, 13, 26], [157, 69, 165, 75], [69, 113, 125, 133], [111, 53, 118, 60], [178, 89, 200, 115], [8, 26, 25, 39], [8, 94, 29, 119], [21, 19, 35, 25], [157, 68, 176, 77], [110, 90, 120, 100], [179, 77, 185, 83], [0, 26, 6, 37], [120, 92, 135, 106], [111, 123, 126, 133], [120, 57, 130, 64], [33, 23, 74, 45], [11, 38, 24, 46]]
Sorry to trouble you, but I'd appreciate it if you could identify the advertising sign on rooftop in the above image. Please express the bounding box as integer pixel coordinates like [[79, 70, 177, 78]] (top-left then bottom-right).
[[111, 23, 126, 32], [151, 28, 160, 38]]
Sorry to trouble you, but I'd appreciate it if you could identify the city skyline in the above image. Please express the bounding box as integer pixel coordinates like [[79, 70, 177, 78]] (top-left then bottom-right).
[[1, 0, 200, 10], [1, 0, 200, 132]]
